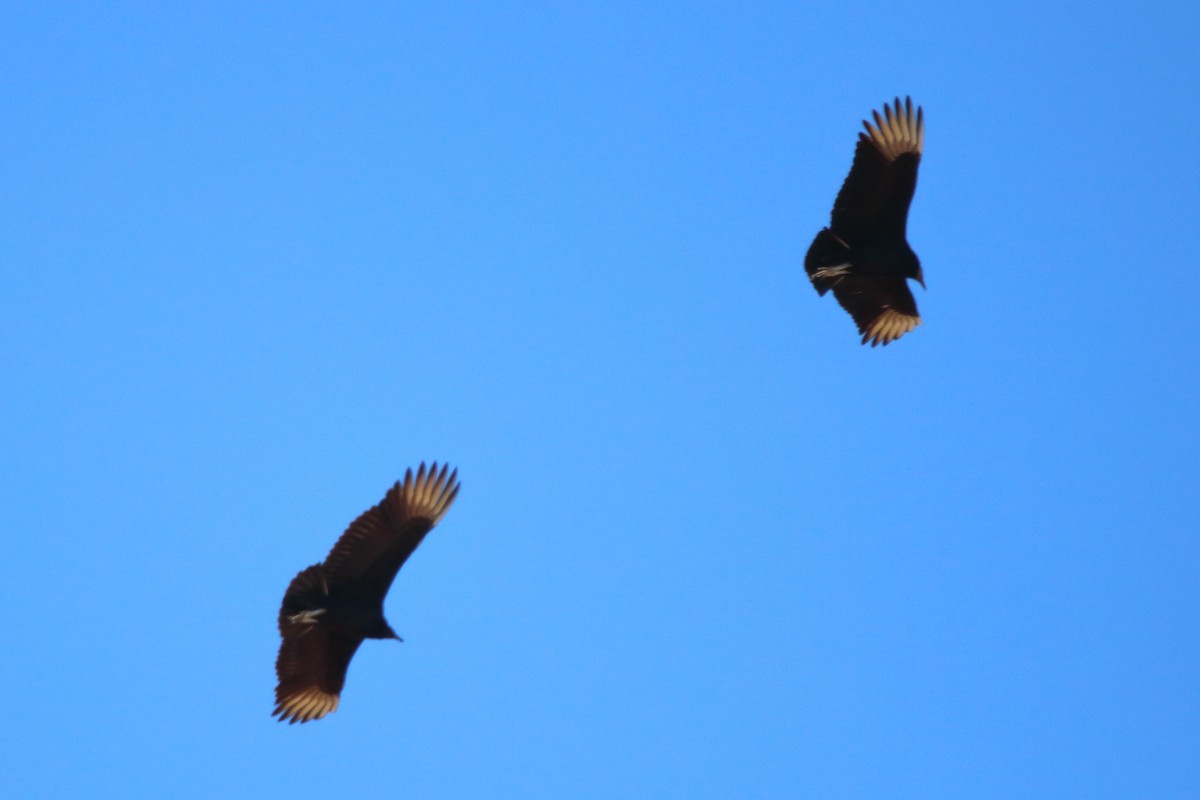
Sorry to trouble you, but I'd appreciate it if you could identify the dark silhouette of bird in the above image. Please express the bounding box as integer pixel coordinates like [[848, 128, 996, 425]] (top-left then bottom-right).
[[805, 97, 925, 346], [273, 462, 460, 724]]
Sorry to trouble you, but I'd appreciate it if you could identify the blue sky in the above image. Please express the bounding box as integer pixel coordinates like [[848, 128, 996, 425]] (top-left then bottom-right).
[[3, 2, 1198, 797]]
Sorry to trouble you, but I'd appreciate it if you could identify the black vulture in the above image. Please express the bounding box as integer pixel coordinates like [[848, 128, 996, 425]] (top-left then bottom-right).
[[273, 462, 460, 724], [805, 97, 925, 346]]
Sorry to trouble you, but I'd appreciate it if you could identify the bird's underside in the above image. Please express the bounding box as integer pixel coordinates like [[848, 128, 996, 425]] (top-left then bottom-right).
[[273, 462, 460, 724], [805, 97, 925, 346]]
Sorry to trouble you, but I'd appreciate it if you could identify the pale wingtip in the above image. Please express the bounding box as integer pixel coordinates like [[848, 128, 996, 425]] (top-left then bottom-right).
[[863, 96, 923, 158], [396, 461, 461, 523], [860, 309, 922, 347]]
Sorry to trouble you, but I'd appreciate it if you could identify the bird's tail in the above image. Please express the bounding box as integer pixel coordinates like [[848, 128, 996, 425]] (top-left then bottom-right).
[[386, 462, 460, 526], [278, 564, 328, 630], [804, 228, 852, 296]]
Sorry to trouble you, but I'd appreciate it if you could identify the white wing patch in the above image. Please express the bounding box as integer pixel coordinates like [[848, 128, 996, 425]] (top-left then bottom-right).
[[811, 263, 851, 279], [287, 608, 326, 626]]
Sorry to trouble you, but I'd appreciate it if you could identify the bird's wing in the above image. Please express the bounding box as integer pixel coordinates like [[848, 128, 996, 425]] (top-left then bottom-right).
[[830, 273, 922, 347], [830, 97, 923, 242], [321, 462, 460, 604], [273, 625, 362, 724]]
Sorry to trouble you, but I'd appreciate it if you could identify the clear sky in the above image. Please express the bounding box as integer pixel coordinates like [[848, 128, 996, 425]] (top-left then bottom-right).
[[3, 2, 1198, 798]]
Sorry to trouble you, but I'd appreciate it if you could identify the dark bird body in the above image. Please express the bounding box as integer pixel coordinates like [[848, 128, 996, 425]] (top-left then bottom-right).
[[805, 97, 925, 346], [273, 462, 460, 724]]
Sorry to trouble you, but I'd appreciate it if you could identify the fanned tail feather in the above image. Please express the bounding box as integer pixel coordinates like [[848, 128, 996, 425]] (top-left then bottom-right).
[[804, 228, 853, 295]]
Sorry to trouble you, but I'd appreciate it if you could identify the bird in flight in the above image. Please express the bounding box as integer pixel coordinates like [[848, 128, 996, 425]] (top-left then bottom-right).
[[273, 462, 460, 724], [805, 97, 925, 346]]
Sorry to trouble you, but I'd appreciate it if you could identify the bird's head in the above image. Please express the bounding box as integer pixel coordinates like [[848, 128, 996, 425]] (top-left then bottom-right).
[[907, 250, 925, 289], [368, 619, 404, 642]]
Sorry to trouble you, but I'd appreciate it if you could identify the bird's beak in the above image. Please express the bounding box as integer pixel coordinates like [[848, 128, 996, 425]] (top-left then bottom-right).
[[916, 270, 926, 290]]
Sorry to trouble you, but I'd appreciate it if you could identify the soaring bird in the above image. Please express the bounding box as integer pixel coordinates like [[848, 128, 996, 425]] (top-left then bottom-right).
[[273, 462, 460, 724], [805, 97, 925, 346]]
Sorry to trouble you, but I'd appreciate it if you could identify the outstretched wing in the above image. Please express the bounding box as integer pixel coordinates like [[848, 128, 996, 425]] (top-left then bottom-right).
[[830, 97, 923, 243], [829, 273, 921, 347], [273, 563, 361, 724], [273, 624, 362, 724], [321, 462, 461, 604]]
